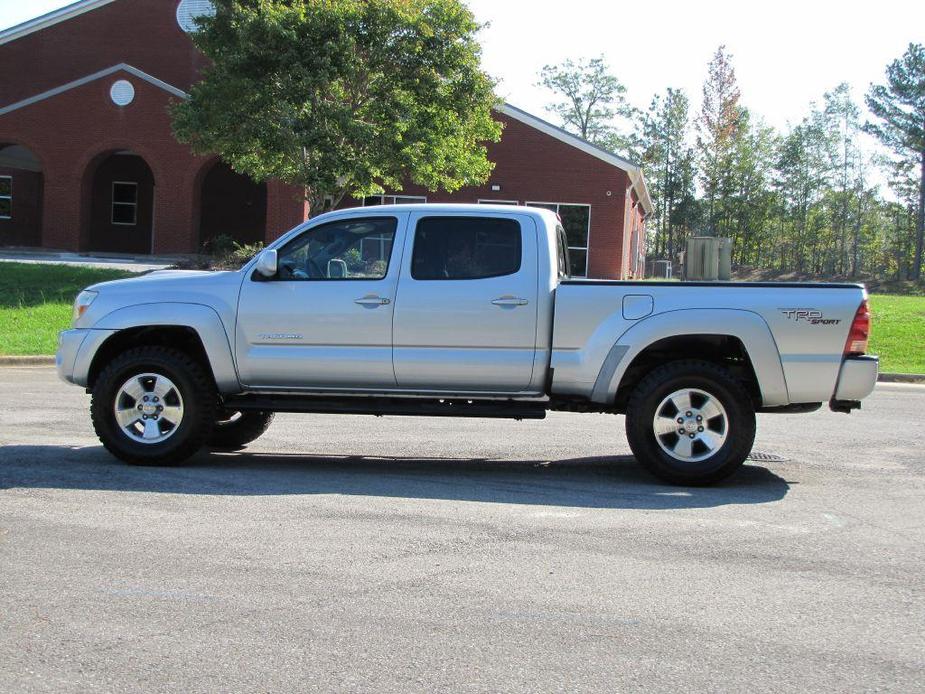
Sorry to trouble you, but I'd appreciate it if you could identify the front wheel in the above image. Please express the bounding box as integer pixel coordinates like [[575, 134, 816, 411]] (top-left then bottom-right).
[[90, 347, 217, 466], [625, 360, 756, 485]]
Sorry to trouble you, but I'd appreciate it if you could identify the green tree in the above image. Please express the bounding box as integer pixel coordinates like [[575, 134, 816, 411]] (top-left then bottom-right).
[[696, 45, 744, 236], [728, 111, 777, 266], [865, 43, 925, 279], [537, 56, 637, 153], [773, 104, 831, 272], [172, 0, 502, 216], [640, 88, 694, 260], [822, 83, 865, 275]]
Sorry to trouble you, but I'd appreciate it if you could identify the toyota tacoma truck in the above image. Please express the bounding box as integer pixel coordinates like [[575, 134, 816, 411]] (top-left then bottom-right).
[[57, 204, 878, 485]]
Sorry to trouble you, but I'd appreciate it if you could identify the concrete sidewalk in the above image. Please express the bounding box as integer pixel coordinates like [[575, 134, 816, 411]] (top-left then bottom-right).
[[0, 249, 188, 273]]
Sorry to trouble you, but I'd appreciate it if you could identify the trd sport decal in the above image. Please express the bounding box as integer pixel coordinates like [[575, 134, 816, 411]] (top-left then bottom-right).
[[779, 309, 842, 326]]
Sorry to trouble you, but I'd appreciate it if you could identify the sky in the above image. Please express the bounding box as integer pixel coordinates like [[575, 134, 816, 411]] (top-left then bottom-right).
[[2, 0, 923, 179]]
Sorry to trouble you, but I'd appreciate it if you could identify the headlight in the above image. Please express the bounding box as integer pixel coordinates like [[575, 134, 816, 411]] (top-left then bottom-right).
[[72, 290, 98, 326]]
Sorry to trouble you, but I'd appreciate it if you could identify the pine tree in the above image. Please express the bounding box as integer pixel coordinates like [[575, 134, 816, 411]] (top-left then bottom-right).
[[865, 43, 925, 280], [640, 88, 693, 260], [697, 46, 743, 236]]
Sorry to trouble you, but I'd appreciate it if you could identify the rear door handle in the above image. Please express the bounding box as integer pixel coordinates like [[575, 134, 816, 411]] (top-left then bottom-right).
[[491, 297, 529, 306], [354, 296, 391, 306]]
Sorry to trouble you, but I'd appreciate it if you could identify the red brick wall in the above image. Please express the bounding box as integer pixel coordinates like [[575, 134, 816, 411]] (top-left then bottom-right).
[[0, 0, 208, 106], [358, 114, 633, 279], [0, 72, 213, 253], [0, 1, 646, 272]]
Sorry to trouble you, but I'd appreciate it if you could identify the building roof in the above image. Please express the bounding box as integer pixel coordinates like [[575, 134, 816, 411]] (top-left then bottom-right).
[[499, 104, 653, 215], [0, 0, 118, 46], [0, 63, 188, 117], [0, 0, 653, 214]]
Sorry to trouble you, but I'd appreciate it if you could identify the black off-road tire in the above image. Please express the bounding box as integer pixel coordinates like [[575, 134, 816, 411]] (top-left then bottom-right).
[[90, 346, 217, 466], [625, 359, 756, 486], [208, 411, 275, 450]]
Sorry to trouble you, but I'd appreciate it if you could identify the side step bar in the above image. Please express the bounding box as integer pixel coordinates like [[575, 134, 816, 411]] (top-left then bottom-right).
[[222, 394, 548, 420]]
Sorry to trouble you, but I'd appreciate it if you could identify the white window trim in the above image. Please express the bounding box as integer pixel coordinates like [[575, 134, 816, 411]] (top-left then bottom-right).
[[0, 175, 11, 219], [477, 199, 519, 205], [362, 194, 427, 206], [526, 201, 592, 277], [111, 181, 138, 226]]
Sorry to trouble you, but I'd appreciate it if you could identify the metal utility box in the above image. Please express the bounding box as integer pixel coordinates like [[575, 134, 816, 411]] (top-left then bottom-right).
[[683, 237, 732, 281]]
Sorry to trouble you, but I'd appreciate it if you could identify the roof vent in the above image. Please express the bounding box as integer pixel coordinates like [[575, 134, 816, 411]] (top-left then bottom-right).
[[110, 80, 135, 107], [177, 0, 215, 33]]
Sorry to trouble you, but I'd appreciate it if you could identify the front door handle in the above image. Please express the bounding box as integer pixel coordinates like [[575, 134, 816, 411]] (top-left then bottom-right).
[[354, 295, 391, 306], [491, 297, 529, 306]]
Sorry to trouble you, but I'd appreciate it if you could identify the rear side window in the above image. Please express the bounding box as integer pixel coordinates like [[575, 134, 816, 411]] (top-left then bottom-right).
[[556, 225, 571, 278], [411, 217, 521, 280]]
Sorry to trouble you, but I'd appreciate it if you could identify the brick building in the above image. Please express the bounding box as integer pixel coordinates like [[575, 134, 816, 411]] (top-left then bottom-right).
[[0, 0, 651, 278]]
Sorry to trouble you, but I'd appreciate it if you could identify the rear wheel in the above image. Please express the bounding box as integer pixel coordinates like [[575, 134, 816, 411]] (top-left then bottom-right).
[[208, 410, 275, 450], [91, 347, 217, 466], [625, 360, 756, 485]]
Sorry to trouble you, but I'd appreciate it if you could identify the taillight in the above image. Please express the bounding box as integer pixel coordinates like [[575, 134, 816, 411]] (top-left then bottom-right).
[[844, 299, 870, 356]]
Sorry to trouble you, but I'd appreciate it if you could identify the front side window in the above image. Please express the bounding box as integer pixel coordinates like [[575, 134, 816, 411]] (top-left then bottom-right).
[[411, 217, 521, 281], [0, 176, 11, 219], [527, 202, 590, 277], [112, 182, 138, 225], [276, 217, 397, 280]]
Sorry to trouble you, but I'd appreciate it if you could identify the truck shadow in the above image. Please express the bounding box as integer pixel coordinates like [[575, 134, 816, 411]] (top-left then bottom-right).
[[0, 444, 790, 510]]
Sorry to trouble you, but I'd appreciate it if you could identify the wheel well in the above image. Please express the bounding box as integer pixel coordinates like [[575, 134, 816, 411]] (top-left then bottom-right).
[[87, 326, 214, 389], [613, 335, 761, 411]]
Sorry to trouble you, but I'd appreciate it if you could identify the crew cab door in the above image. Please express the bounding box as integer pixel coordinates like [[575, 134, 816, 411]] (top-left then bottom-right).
[[235, 213, 406, 389], [392, 212, 538, 392]]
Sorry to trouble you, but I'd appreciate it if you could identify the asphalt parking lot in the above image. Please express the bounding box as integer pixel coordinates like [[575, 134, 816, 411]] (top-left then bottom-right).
[[1, 366, 923, 692]]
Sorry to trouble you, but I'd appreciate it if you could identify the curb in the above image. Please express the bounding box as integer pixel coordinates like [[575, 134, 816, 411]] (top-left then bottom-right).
[[0, 355, 56, 366], [877, 372, 925, 384]]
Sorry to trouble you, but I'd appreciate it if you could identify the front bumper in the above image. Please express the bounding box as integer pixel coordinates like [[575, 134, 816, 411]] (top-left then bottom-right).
[[56, 328, 117, 387], [56, 329, 88, 385]]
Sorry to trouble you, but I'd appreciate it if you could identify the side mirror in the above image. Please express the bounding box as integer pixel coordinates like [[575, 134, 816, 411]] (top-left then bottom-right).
[[255, 249, 278, 278]]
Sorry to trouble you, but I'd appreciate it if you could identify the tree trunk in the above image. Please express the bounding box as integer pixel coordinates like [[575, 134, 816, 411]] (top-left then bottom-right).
[[915, 149, 925, 281]]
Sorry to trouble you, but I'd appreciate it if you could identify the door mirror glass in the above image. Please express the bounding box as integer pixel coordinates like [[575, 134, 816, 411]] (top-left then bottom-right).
[[255, 249, 278, 278]]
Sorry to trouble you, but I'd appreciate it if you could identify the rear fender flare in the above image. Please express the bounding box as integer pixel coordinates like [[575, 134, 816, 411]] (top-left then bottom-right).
[[592, 309, 789, 407]]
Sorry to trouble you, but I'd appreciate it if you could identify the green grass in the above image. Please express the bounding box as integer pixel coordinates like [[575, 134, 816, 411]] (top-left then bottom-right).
[[0, 262, 136, 356], [0, 263, 922, 374], [868, 294, 925, 374]]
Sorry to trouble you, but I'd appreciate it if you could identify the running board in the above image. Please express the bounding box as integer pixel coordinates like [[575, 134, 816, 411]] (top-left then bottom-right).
[[222, 394, 547, 420]]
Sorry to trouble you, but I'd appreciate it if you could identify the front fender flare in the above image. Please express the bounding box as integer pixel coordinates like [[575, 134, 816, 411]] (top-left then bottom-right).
[[90, 302, 240, 394], [591, 309, 790, 407]]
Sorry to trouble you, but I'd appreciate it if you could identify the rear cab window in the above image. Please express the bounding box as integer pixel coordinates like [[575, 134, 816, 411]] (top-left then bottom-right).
[[411, 216, 521, 280]]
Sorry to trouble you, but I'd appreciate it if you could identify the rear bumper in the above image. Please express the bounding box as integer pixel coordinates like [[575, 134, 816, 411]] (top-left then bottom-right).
[[835, 355, 879, 400], [830, 355, 878, 412]]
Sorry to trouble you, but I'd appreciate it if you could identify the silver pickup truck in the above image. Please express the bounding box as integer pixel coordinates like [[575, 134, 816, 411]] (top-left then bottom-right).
[[57, 204, 878, 484]]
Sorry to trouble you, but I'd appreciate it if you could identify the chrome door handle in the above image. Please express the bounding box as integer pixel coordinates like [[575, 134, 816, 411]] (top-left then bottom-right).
[[491, 297, 529, 306], [354, 296, 391, 306]]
